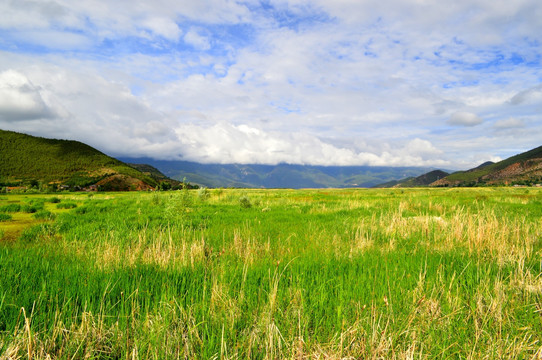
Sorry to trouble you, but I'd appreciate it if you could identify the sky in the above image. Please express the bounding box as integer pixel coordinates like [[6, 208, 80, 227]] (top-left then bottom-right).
[[0, 0, 541, 169]]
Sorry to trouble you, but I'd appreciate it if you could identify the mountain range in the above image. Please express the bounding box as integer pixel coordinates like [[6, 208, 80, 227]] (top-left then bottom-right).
[[118, 158, 440, 188], [431, 145, 542, 187], [2, 129, 541, 190], [374, 170, 450, 188], [378, 146, 542, 187]]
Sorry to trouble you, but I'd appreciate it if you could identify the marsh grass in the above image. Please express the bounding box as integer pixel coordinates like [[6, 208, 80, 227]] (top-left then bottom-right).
[[1, 188, 542, 358]]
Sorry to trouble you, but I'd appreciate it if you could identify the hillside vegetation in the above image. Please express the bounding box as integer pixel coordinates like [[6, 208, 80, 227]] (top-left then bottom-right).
[[376, 145, 542, 188], [375, 170, 449, 188], [0, 129, 157, 190], [433, 145, 542, 186], [126, 163, 187, 189]]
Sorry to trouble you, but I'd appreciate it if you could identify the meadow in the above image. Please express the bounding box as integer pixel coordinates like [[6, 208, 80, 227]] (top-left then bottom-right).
[[0, 188, 541, 359]]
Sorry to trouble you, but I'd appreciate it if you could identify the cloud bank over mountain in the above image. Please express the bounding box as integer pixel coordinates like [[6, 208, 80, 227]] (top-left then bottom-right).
[[0, 0, 540, 169]]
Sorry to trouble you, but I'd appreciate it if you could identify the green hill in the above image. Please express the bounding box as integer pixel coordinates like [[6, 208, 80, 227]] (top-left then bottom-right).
[[432, 146, 542, 187], [0, 129, 157, 190], [125, 163, 199, 189], [375, 170, 449, 188]]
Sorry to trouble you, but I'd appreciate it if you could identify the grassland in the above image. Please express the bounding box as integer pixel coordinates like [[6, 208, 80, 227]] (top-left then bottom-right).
[[0, 188, 541, 359]]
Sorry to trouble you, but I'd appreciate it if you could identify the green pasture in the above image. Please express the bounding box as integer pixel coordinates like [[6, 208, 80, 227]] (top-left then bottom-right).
[[0, 188, 541, 359]]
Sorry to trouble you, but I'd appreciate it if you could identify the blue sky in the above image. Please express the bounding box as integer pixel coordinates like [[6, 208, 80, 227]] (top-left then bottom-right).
[[0, 0, 541, 168]]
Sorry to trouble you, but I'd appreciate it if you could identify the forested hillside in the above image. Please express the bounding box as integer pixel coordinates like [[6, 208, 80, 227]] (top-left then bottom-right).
[[0, 129, 157, 189], [432, 145, 542, 186], [375, 170, 449, 188]]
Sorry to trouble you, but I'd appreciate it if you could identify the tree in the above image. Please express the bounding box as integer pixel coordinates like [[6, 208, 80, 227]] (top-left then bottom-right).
[[159, 181, 172, 191]]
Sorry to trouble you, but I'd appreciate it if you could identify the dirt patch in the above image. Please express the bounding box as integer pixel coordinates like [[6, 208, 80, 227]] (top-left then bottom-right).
[[95, 174, 154, 191]]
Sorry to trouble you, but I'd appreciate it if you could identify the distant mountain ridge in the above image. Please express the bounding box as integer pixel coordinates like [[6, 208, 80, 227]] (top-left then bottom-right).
[[469, 161, 495, 171], [4, 129, 539, 190], [126, 163, 185, 189], [375, 170, 450, 188], [118, 157, 440, 188], [0, 129, 157, 190], [373, 146, 542, 188], [432, 145, 542, 187]]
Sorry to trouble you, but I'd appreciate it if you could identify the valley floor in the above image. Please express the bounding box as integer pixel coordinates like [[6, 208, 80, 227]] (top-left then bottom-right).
[[1, 188, 541, 359]]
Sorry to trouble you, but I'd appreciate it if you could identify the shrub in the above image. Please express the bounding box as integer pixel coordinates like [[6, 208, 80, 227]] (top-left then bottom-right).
[[158, 181, 172, 191], [47, 197, 61, 203], [21, 199, 45, 213], [151, 193, 162, 206], [33, 210, 56, 220], [57, 202, 77, 209], [179, 188, 193, 207], [0, 204, 21, 212], [21, 205, 38, 213], [163, 190, 192, 221], [74, 206, 88, 215], [239, 194, 252, 208], [197, 187, 210, 201], [18, 224, 55, 243], [0, 213, 12, 222]]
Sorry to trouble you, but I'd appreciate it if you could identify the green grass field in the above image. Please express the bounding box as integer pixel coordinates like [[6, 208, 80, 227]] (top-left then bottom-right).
[[1, 188, 541, 359]]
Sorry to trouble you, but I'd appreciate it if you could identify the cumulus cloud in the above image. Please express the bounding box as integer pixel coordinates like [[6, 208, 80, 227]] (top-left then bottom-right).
[[0, 64, 448, 167], [0, 70, 53, 121], [404, 138, 443, 157], [447, 112, 484, 127], [0, 1, 541, 169], [169, 123, 447, 166]]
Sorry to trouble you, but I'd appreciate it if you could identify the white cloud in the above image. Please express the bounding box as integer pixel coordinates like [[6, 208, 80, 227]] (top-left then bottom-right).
[[0, 0, 73, 29], [184, 28, 211, 50], [493, 117, 525, 129], [509, 84, 542, 105], [140, 17, 182, 42], [404, 138, 443, 157], [0, 1, 541, 169], [171, 122, 447, 166], [0, 63, 449, 166], [447, 112, 484, 127], [0, 70, 53, 121]]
